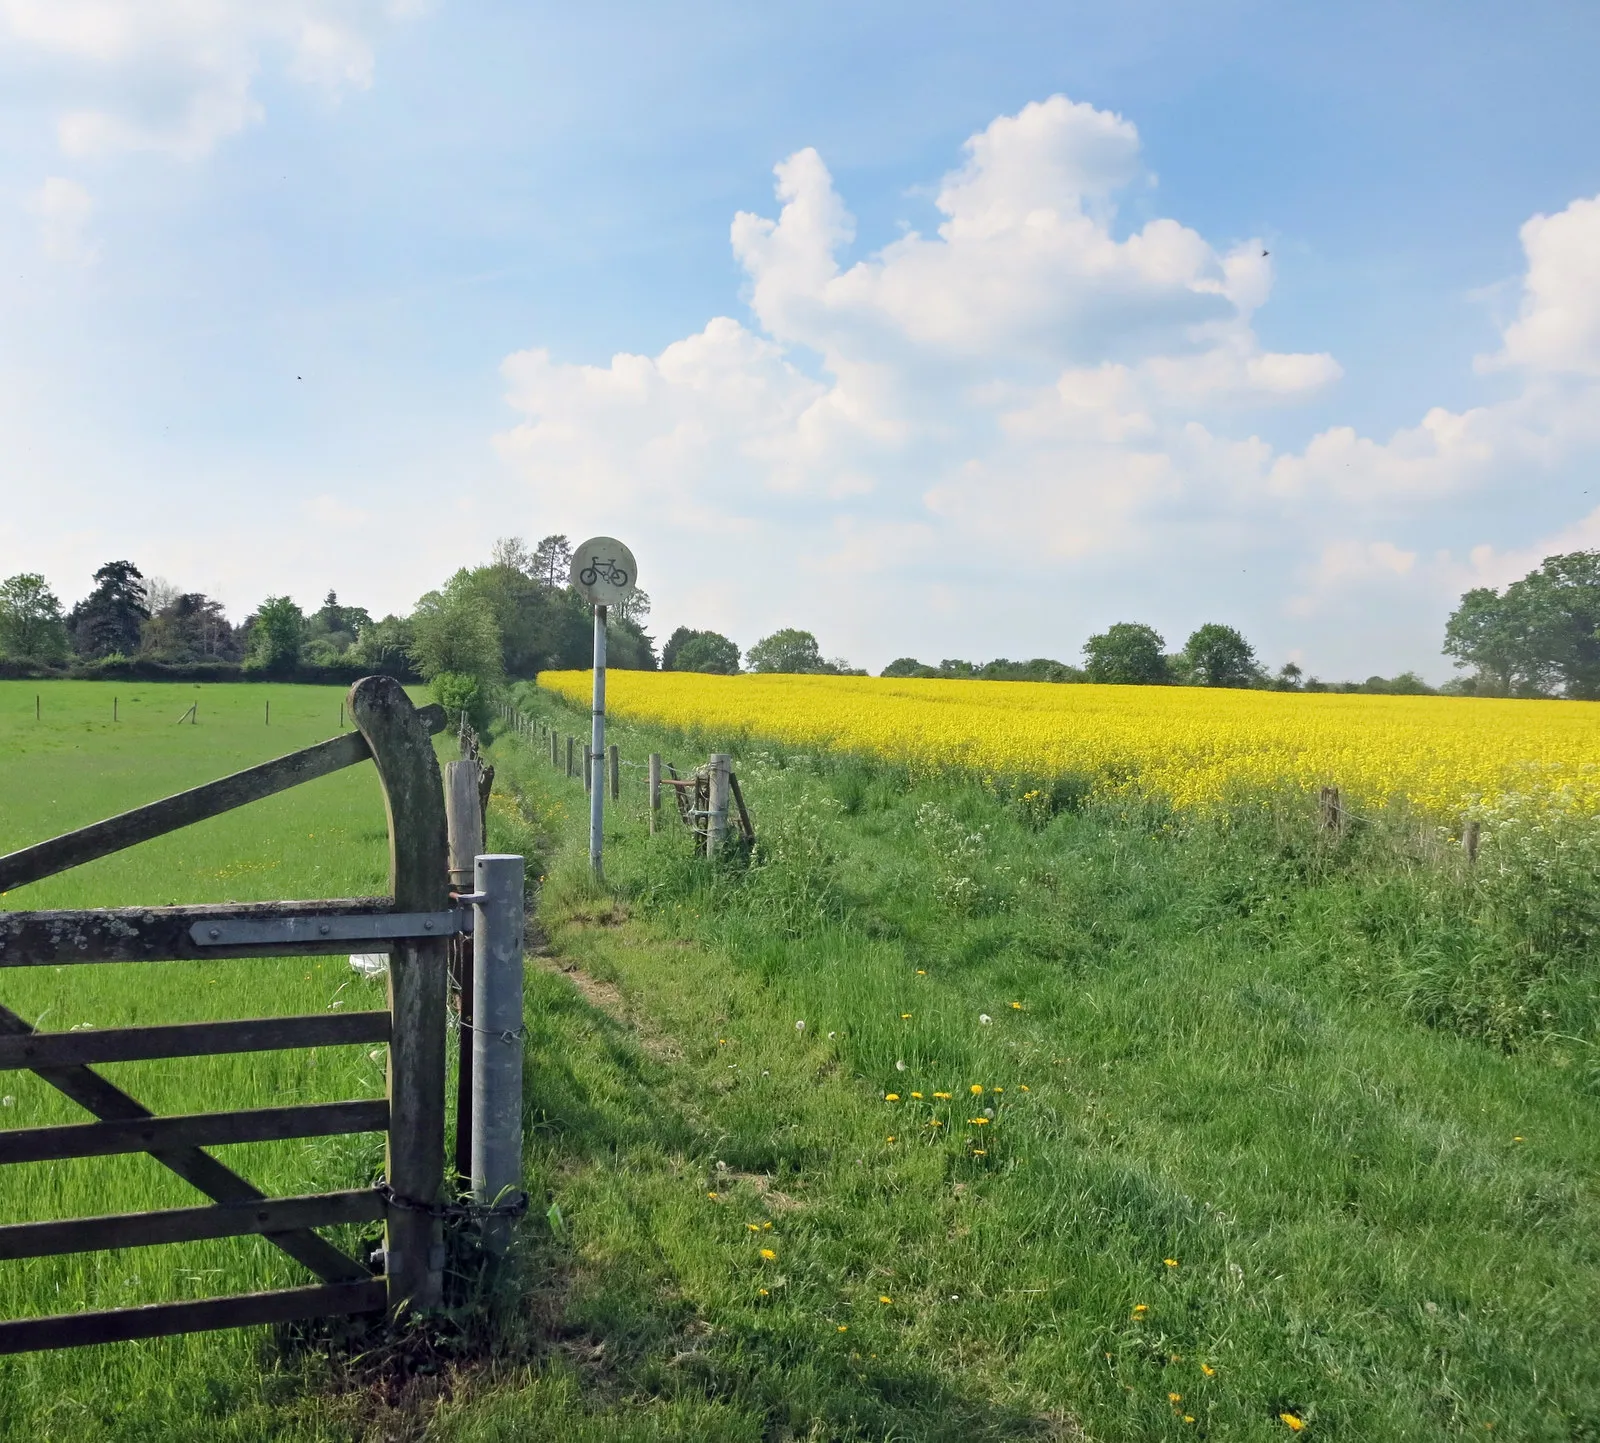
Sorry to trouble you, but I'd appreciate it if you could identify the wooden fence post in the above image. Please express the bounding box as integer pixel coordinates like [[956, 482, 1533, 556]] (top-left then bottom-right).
[[444, 760, 484, 1189], [1319, 785, 1342, 837], [566, 736, 575, 778], [1462, 819, 1481, 863], [707, 754, 731, 856], [349, 677, 449, 1314], [609, 744, 620, 802], [584, 746, 593, 797], [648, 754, 660, 834], [549, 730, 558, 768]]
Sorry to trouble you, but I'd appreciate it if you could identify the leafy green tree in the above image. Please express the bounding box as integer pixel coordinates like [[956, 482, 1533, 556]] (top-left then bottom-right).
[[409, 576, 503, 684], [663, 626, 739, 674], [1443, 587, 1535, 694], [303, 590, 371, 661], [531, 534, 572, 589], [141, 593, 237, 663], [68, 561, 148, 659], [1183, 623, 1260, 688], [746, 628, 824, 674], [0, 573, 69, 662], [881, 657, 934, 678], [245, 596, 306, 674], [1083, 623, 1169, 685], [491, 536, 536, 575], [349, 615, 415, 677], [1442, 552, 1600, 697], [430, 671, 492, 731]]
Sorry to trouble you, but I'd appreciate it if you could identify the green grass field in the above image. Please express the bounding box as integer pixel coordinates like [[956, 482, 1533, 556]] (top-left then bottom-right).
[[2, 679, 1598, 1441], [0, 681, 400, 1440]]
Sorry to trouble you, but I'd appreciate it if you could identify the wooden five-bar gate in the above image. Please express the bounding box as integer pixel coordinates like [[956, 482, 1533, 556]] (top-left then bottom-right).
[[0, 676, 467, 1353]]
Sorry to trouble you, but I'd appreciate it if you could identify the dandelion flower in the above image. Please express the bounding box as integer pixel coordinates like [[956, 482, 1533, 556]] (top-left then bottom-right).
[[911, 1091, 923, 1099], [969, 1117, 989, 1126], [763, 1221, 772, 1230], [1164, 1259, 1178, 1268], [1131, 1304, 1148, 1317], [970, 1084, 984, 1095], [746, 1223, 761, 1232], [1011, 1002, 1024, 1011], [885, 1093, 900, 1102], [1281, 1414, 1305, 1432], [1169, 1393, 1182, 1403], [707, 1191, 718, 1200], [901, 1013, 912, 1020], [934, 1091, 952, 1100], [916, 969, 926, 975], [759, 1288, 769, 1296], [1184, 1417, 1194, 1425], [760, 1248, 776, 1260], [979, 1014, 992, 1025], [795, 1020, 805, 1033], [1200, 1363, 1215, 1377], [972, 1148, 986, 1156], [1019, 1084, 1031, 1092], [992, 1086, 1003, 1093], [928, 1119, 944, 1127], [886, 1135, 897, 1143], [896, 1060, 906, 1071], [879, 1295, 892, 1304], [837, 1324, 848, 1332]]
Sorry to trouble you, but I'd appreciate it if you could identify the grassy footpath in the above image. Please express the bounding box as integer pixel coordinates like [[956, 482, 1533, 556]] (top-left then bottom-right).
[[441, 686, 1600, 1443]]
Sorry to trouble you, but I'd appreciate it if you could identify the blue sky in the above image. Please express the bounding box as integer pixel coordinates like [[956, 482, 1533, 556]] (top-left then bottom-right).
[[2, 1, 1598, 680]]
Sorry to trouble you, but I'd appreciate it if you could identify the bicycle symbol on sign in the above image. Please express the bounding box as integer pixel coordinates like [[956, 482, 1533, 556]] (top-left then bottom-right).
[[578, 556, 630, 589]]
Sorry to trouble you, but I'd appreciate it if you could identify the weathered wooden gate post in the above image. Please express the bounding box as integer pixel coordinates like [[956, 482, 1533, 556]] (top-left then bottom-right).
[[444, 760, 484, 1188], [350, 677, 450, 1313], [707, 754, 732, 856], [648, 753, 661, 834]]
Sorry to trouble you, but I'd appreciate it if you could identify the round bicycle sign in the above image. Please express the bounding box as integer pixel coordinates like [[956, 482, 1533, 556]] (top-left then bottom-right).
[[569, 537, 638, 608]]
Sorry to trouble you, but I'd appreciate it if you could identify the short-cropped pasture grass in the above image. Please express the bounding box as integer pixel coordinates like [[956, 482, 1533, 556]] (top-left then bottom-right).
[[0, 681, 398, 1439]]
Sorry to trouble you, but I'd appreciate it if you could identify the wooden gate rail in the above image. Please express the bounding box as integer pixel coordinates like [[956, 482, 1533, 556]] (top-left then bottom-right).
[[0, 677, 455, 1351], [0, 1281, 389, 1355], [0, 704, 445, 895], [0, 1099, 389, 1165], [0, 897, 397, 967], [0, 1188, 385, 1260], [0, 1011, 390, 1070]]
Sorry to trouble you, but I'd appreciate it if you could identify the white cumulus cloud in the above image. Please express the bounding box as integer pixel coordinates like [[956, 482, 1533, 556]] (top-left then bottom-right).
[[495, 95, 1600, 678], [1, 0, 401, 159], [24, 175, 97, 263]]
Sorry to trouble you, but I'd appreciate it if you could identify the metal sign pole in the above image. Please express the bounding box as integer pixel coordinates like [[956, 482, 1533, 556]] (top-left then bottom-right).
[[590, 603, 607, 879], [568, 535, 636, 885]]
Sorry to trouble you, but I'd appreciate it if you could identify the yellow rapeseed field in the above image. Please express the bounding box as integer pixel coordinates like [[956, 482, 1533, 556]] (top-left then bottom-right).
[[538, 671, 1600, 816]]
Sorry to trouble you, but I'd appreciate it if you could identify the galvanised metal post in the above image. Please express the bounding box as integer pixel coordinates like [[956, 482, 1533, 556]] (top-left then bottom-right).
[[590, 604, 607, 880], [470, 853, 525, 1256]]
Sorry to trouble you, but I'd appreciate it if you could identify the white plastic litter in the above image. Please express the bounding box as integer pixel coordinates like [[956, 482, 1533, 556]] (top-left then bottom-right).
[[349, 954, 388, 978]]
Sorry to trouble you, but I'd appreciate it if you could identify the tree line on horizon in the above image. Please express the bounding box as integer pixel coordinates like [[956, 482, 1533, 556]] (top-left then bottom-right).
[[4, 544, 1600, 703]]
